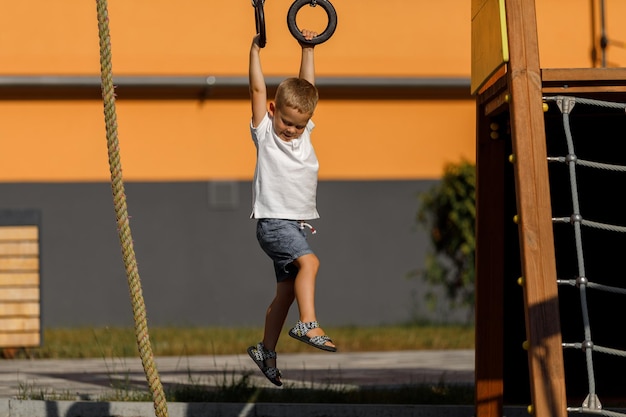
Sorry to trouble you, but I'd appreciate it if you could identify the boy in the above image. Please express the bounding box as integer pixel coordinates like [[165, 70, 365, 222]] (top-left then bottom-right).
[[247, 29, 336, 387]]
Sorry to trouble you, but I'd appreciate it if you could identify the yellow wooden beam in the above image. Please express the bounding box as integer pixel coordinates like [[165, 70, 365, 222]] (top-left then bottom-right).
[[471, 0, 509, 94]]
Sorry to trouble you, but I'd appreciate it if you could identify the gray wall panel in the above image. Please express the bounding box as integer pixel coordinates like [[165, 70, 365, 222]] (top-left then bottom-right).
[[0, 181, 470, 328]]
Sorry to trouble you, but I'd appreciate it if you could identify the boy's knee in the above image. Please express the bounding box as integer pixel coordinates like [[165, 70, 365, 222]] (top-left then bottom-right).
[[295, 253, 319, 271]]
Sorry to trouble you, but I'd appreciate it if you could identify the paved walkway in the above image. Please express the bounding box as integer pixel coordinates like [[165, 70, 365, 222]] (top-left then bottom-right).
[[0, 350, 474, 399], [0, 350, 488, 417]]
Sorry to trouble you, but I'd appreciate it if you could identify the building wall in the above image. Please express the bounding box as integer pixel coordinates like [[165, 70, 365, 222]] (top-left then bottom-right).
[[0, 0, 477, 183], [1, 1, 626, 327], [2, 1, 626, 184], [0, 180, 471, 328]]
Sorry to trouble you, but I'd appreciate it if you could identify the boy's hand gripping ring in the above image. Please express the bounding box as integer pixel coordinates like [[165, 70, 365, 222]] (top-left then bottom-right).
[[287, 0, 337, 45], [252, 0, 267, 48]]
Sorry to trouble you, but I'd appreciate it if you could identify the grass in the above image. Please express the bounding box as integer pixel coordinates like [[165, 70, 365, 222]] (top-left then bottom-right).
[[9, 324, 476, 404], [23, 324, 474, 359], [17, 370, 475, 405]]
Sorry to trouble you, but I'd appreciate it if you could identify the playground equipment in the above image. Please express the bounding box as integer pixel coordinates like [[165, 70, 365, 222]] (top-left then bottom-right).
[[287, 0, 337, 45], [252, 0, 337, 48], [252, 0, 267, 48], [95, 1, 168, 416], [473, 0, 626, 416]]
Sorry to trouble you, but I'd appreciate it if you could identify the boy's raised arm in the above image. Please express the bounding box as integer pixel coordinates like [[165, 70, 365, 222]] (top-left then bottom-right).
[[249, 35, 267, 128], [298, 30, 317, 85]]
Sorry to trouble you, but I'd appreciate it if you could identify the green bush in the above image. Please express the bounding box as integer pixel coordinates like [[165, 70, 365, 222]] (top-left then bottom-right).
[[416, 160, 476, 321]]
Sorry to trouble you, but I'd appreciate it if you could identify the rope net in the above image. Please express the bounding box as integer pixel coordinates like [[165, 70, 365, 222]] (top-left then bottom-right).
[[545, 94, 626, 416], [96, 1, 168, 416]]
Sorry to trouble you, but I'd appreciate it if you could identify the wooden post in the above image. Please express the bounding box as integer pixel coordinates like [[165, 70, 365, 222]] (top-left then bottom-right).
[[504, 0, 567, 416], [472, 1, 511, 415], [474, 82, 507, 417]]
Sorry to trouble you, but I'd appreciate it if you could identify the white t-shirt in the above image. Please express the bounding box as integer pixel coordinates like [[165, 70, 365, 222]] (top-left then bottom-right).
[[250, 113, 320, 220]]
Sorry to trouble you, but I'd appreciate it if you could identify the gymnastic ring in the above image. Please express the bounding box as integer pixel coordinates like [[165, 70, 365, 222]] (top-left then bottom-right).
[[252, 0, 267, 48], [287, 0, 337, 45]]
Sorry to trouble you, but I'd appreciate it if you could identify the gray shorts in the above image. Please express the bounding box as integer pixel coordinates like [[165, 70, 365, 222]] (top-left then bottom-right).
[[256, 219, 314, 282]]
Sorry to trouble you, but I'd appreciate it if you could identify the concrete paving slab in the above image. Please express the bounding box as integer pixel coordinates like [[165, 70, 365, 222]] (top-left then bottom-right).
[[0, 350, 475, 400], [0, 350, 481, 417]]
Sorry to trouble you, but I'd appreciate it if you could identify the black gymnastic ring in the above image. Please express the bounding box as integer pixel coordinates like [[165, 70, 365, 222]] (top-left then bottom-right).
[[253, 0, 267, 48], [287, 0, 337, 45]]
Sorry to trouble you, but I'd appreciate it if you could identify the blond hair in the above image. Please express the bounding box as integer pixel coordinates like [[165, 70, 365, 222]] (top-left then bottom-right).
[[274, 77, 318, 115]]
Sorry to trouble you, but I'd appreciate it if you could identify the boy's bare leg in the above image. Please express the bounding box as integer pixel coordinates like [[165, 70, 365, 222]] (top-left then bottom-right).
[[262, 280, 295, 369], [293, 253, 336, 349]]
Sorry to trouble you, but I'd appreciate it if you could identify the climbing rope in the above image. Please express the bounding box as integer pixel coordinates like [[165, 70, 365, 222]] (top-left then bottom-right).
[[95, 1, 168, 416], [544, 94, 626, 416]]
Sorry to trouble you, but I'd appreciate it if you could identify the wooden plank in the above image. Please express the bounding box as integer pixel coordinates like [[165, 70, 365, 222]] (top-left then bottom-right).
[[0, 288, 39, 302], [0, 318, 40, 332], [542, 68, 626, 83], [0, 257, 39, 271], [0, 302, 40, 317], [0, 242, 39, 256], [483, 88, 510, 117], [543, 85, 626, 94], [474, 102, 507, 417], [504, 1, 567, 416], [0, 223, 41, 349], [0, 273, 39, 286], [542, 68, 626, 94], [471, 0, 509, 94], [0, 226, 38, 241], [0, 332, 40, 348]]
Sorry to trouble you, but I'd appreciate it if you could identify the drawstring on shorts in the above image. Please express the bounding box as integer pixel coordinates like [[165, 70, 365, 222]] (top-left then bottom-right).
[[298, 221, 317, 234]]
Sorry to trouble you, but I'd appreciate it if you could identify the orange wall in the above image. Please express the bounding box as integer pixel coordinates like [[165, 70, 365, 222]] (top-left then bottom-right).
[[536, 0, 626, 69], [0, 99, 476, 182], [0, 1, 471, 77], [1, 1, 625, 182]]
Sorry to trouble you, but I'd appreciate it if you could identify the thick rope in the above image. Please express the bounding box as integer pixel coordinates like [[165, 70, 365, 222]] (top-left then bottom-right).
[[95, 2, 168, 416]]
